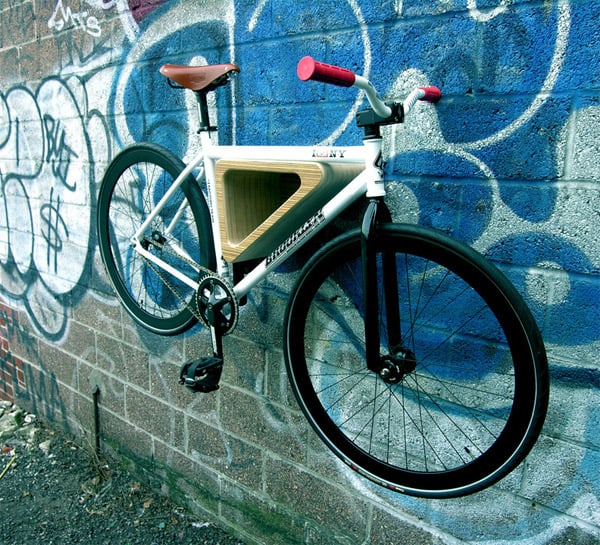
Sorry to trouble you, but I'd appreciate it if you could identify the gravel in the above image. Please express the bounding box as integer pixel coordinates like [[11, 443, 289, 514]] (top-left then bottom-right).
[[0, 401, 247, 545]]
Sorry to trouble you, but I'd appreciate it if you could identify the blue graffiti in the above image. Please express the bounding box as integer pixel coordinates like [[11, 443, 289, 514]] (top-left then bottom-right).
[[111, 0, 597, 354], [90, 1, 600, 540]]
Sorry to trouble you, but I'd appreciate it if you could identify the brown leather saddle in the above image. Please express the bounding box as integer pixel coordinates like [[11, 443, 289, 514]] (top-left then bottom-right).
[[160, 63, 240, 92]]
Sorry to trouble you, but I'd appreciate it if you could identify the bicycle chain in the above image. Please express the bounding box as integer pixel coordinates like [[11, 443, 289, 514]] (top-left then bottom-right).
[[137, 236, 238, 334]]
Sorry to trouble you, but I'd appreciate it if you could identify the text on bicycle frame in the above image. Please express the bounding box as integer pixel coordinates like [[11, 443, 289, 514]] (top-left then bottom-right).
[[312, 148, 347, 158], [266, 210, 326, 267]]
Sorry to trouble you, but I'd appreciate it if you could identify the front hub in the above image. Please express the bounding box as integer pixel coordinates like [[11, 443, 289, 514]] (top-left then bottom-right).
[[378, 348, 417, 384]]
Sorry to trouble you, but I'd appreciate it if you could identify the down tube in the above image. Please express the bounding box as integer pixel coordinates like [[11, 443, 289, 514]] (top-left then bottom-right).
[[233, 170, 371, 299]]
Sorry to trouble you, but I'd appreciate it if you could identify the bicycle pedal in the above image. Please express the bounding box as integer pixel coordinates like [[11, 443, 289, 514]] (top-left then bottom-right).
[[179, 357, 223, 393]]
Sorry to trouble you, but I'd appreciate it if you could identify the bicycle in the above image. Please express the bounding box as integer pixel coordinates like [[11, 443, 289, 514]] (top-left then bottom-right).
[[97, 56, 549, 498]]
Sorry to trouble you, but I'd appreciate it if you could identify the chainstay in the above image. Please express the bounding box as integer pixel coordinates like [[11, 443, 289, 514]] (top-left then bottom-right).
[[137, 237, 234, 331]]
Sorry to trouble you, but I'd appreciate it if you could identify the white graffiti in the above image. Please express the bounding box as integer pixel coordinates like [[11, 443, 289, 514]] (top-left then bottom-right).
[[48, 0, 102, 37], [47, 0, 142, 41], [467, 0, 511, 22], [94, 0, 141, 42], [1, 0, 598, 543], [0, 75, 108, 337], [393, 0, 511, 20], [463, 0, 570, 150]]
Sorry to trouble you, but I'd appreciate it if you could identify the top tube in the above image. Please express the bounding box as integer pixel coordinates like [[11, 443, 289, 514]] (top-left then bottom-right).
[[203, 144, 366, 163]]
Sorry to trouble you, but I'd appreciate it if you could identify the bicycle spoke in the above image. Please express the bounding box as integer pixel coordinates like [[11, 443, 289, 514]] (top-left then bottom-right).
[[293, 234, 537, 486], [98, 144, 213, 334]]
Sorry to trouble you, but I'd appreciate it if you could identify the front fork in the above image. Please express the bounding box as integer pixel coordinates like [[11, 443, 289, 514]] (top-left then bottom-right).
[[361, 198, 413, 383]]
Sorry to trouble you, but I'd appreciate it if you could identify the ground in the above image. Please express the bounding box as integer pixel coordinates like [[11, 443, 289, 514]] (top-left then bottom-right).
[[0, 401, 246, 545]]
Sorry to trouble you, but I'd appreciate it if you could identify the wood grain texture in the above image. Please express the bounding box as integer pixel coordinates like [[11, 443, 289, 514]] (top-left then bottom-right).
[[215, 160, 363, 261]]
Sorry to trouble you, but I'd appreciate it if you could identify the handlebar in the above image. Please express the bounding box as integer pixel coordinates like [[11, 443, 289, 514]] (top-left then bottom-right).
[[297, 56, 441, 119], [297, 56, 356, 87]]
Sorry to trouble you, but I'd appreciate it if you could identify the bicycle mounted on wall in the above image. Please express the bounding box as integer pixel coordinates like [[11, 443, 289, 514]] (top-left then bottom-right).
[[97, 56, 549, 498]]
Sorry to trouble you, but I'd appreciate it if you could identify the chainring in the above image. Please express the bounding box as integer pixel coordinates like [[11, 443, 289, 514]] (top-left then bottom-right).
[[196, 275, 239, 335]]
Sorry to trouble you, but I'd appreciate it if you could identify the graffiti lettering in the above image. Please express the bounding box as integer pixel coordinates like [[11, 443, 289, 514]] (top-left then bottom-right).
[[0, 76, 105, 336], [0, 1, 598, 543], [40, 187, 69, 274], [44, 115, 79, 190], [48, 0, 102, 37]]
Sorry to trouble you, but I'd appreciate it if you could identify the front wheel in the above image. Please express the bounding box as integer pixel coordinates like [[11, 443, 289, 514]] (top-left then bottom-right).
[[97, 143, 215, 335], [284, 224, 548, 498]]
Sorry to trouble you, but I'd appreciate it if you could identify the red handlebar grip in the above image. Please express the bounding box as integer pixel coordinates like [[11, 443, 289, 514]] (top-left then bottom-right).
[[419, 86, 442, 102], [297, 56, 356, 87]]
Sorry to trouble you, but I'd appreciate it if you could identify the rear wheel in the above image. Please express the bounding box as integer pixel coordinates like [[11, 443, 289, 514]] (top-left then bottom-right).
[[97, 143, 215, 335], [284, 224, 548, 497]]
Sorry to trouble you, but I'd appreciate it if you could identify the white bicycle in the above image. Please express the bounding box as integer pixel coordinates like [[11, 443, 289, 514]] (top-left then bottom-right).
[[97, 56, 549, 498]]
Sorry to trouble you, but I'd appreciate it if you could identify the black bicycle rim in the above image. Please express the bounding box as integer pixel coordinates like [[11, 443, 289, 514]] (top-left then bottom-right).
[[284, 224, 548, 497]]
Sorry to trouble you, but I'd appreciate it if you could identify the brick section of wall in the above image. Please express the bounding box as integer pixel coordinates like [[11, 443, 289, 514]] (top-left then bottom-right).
[[0, 1, 599, 544], [0, 303, 26, 403]]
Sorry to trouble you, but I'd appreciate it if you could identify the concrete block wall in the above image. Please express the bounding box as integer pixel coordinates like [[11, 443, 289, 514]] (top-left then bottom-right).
[[1, 1, 598, 543]]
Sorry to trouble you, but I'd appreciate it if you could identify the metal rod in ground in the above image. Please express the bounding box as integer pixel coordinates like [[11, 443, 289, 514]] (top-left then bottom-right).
[[92, 386, 101, 455]]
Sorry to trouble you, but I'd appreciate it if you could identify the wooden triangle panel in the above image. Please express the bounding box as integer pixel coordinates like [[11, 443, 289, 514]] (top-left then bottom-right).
[[215, 160, 363, 262]]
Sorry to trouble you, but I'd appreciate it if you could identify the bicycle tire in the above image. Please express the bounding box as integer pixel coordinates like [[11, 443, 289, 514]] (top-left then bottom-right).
[[97, 143, 215, 335], [284, 223, 548, 498]]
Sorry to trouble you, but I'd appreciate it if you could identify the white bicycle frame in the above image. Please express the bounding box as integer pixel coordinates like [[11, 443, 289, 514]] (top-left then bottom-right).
[[130, 135, 384, 299], [130, 84, 429, 302]]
